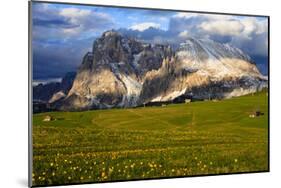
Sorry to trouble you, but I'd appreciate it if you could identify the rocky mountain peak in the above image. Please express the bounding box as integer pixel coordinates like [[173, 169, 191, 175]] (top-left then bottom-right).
[[91, 30, 143, 65], [51, 31, 267, 111]]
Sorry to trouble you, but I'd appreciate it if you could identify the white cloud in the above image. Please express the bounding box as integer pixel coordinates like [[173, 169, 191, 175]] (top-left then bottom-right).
[[169, 13, 268, 57], [59, 8, 91, 18], [173, 12, 199, 19], [199, 20, 244, 36], [203, 14, 235, 21], [241, 18, 268, 38], [178, 30, 189, 38], [62, 26, 83, 35], [33, 5, 114, 39], [171, 12, 267, 39], [196, 15, 267, 39], [173, 12, 234, 21], [58, 8, 114, 36], [130, 22, 161, 31]]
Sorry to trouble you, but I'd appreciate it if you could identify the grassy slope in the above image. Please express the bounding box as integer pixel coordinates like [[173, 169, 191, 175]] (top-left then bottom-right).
[[32, 91, 268, 186]]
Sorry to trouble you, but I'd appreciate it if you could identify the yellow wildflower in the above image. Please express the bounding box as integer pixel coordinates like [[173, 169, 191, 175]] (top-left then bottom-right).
[[101, 172, 106, 177]]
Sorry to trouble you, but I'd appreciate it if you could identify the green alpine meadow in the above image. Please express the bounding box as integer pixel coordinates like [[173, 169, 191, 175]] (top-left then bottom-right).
[[32, 90, 268, 186]]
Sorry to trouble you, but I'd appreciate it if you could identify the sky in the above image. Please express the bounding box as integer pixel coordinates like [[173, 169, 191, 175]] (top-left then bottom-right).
[[32, 2, 269, 79]]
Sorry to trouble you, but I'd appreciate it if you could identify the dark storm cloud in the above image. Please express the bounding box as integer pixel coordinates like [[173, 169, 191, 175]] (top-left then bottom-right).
[[32, 37, 94, 79], [32, 5, 114, 39], [32, 2, 115, 79], [33, 18, 79, 28]]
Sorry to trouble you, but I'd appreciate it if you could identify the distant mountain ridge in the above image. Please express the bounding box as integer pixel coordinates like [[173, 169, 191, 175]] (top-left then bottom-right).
[[33, 30, 268, 111], [33, 72, 76, 103]]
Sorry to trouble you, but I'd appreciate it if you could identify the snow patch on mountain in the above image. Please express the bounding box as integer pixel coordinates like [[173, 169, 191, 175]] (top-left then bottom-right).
[[151, 88, 187, 102], [132, 52, 142, 69], [119, 73, 142, 106]]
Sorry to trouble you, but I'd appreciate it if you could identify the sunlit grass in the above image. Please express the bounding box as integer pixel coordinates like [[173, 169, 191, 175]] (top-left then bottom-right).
[[32, 91, 268, 186]]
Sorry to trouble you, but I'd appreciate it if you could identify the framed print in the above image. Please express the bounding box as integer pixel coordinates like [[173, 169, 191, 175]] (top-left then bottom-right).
[[29, 0, 269, 187]]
